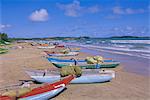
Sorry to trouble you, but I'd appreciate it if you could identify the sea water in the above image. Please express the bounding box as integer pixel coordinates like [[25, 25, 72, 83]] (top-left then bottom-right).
[[64, 39, 150, 76], [66, 39, 150, 60]]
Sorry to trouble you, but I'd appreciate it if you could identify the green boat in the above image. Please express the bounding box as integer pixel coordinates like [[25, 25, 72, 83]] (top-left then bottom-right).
[[52, 61, 120, 69]]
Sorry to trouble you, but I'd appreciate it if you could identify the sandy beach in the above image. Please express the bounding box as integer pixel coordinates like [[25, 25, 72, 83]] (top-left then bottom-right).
[[0, 43, 150, 100]]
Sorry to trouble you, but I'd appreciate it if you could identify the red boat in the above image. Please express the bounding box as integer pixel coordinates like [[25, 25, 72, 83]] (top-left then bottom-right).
[[56, 45, 65, 48], [0, 96, 13, 100], [0, 75, 74, 100]]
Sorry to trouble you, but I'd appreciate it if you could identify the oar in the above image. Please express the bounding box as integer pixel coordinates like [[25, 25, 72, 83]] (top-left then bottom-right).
[[0, 83, 22, 91], [70, 58, 77, 66], [67, 47, 71, 52]]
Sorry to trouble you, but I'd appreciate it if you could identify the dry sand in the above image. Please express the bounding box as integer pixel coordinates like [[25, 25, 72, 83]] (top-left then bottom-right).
[[0, 43, 150, 100]]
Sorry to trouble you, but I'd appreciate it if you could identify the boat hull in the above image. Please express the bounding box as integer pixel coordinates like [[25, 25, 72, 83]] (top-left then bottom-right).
[[47, 57, 113, 63], [19, 75, 74, 100], [19, 86, 65, 100], [31, 74, 112, 84], [52, 63, 119, 69], [47, 52, 79, 57], [38, 46, 55, 49]]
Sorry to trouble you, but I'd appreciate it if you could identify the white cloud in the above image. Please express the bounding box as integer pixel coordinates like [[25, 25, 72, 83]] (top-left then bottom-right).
[[57, 0, 100, 17], [0, 24, 11, 31], [29, 9, 49, 22], [126, 8, 145, 14], [88, 5, 100, 13], [57, 0, 81, 17], [112, 7, 124, 14], [112, 6, 145, 15], [126, 26, 132, 30]]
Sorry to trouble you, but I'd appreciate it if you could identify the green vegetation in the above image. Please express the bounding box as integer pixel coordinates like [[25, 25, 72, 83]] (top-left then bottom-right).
[[0, 48, 8, 54], [10, 36, 150, 41], [109, 36, 150, 40], [0, 33, 10, 54], [0, 33, 8, 41], [0, 33, 11, 45]]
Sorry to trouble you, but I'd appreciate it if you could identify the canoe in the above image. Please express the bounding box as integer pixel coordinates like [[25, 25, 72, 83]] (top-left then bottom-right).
[[52, 62, 119, 68], [47, 57, 113, 63], [47, 58, 120, 68], [0, 96, 13, 100], [55, 45, 65, 48], [44, 51, 79, 57], [37, 46, 55, 49], [25, 69, 114, 84], [18, 75, 74, 100]]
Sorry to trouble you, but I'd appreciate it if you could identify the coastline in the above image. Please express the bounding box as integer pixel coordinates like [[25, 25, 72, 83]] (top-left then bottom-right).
[[67, 43, 150, 77], [0, 43, 149, 100]]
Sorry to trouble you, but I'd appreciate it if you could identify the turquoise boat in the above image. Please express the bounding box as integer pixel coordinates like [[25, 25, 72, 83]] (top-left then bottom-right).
[[47, 57, 119, 68], [52, 62, 119, 69]]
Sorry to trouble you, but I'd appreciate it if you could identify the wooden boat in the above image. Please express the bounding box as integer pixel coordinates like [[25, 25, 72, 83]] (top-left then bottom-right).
[[52, 62, 119, 68], [44, 51, 79, 57], [47, 58, 120, 68], [0, 96, 13, 100], [37, 46, 55, 49], [25, 69, 114, 84], [55, 45, 65, 48], [47, 57, 113, 63], [19, 75, 74, 100], [0, 75, 74, 100], [71, 48, 80, 52]]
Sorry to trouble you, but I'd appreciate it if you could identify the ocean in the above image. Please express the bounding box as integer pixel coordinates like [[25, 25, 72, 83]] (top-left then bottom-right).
[[65, 39, 150, 60], [64, 39, 150, 76]]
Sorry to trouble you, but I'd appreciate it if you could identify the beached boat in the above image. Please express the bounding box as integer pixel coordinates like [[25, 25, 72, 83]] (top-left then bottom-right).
[[55, 45, 65, 48], [0, 96, 13, 100], [25, 69, 114, 84], [0, 75, 74, 100], [44, 51, 79, 57], [18, 75, 74, 100], [47, 57, 113, 63], [47, 58, 120, 68], [52, 62, 119, 68], [37, 46, 55, 49]]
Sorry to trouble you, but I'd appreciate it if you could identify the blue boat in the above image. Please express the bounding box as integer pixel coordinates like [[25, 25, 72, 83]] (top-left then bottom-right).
[[47, 57, 120, 68], [47, 57, 113, 63]]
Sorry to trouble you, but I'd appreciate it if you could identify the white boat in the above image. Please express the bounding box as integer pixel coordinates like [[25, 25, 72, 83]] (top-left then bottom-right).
[[45, 51, 79, 57], [37, 46, 55, 49], [25, 69, 115, 84]]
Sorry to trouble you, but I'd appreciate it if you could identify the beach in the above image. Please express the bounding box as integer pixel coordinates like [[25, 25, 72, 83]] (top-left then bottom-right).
[[0, 42, 150, 100]]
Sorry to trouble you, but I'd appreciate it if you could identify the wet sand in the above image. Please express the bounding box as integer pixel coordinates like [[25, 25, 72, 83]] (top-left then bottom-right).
[[0, 43, 150, 100]]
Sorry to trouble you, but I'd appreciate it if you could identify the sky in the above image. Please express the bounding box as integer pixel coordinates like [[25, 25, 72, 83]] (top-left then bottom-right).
[[0, 0, 149, 38]]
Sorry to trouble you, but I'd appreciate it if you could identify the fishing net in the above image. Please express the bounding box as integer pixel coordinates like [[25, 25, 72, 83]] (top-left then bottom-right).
[[60, 66, 82, 77], [2, 88, 32, 97], [86, 56, 104, 64]]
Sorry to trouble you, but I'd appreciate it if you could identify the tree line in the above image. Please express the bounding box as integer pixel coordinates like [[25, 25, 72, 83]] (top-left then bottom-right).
[[0, 33, 8, 41]]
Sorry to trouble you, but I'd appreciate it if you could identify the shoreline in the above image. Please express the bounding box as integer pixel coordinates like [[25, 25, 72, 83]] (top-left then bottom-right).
[[0, 43, 150, 100], [67, 44, 150, 77]]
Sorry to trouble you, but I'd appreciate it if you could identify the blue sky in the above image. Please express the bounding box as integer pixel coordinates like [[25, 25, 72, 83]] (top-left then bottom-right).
[[0, 0, 149, 38]]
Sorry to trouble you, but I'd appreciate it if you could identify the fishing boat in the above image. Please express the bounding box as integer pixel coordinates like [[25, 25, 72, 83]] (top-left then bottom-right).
[[44, 51, 79, 57], [0, 75, 74, 100], [25, 69, 114, 84], [47, 57, 113, 63], [47, 57, 120, 68], [0, 96, 13, 100], [37, 46, 55, 49], [55, 45, 65, 48], [19, 75, 74, 100], [52, 61, 119, 68]]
